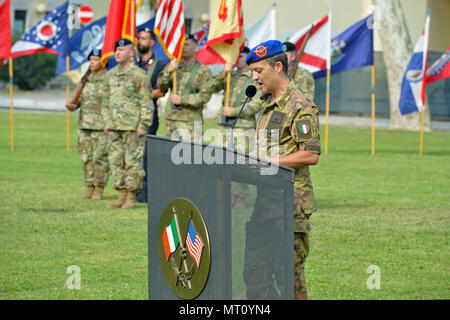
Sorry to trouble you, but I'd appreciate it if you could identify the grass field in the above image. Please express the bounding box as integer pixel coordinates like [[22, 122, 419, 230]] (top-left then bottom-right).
[[0, 111, 449, 300]]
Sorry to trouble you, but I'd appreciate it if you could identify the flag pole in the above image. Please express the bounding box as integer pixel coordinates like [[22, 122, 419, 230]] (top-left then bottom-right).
[[9, 57, 14, 152], [371, 64, 375, 155], [419, 9, 430, 157], [66, 55, 70, 152], [225, 71, 231, 107], [324, 3, 332, 155]]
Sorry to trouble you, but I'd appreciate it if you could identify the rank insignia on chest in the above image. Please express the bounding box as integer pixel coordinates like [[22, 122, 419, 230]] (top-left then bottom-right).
[[296, 119, 313, 139]]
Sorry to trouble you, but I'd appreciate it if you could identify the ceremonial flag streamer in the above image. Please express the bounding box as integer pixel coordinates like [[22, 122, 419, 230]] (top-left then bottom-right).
[[162, 217, 180, 260], [186, 220, 204, 268]]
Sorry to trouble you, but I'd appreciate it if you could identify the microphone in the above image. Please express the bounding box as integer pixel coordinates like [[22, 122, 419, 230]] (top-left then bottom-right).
[[227, 85, 257, 150]]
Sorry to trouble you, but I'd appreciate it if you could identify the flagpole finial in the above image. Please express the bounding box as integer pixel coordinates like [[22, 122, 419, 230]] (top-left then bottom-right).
[[272, 2, 277, 7], [329, 2, 333, 10], [427, 8, 431, 16]]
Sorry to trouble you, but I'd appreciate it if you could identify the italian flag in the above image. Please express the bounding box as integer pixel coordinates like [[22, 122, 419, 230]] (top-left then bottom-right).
[[162, 217, 180, 260], [300, 123, 310, 134]]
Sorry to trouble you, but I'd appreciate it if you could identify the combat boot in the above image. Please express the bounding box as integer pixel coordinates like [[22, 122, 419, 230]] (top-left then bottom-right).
[[80, 186, 95, 199], [91, 186, 104, 200], [106, 189, 127, 208], [121, 191, 137, 209]]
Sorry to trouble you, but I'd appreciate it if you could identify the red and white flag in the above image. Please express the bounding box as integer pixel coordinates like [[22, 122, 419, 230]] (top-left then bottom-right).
[[287, 14, 330, 74], [154, 0, 186, 61], [426, 46, 450, 84]]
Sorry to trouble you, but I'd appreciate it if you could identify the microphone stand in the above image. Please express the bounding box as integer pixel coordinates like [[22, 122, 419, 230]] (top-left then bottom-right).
[[227, 96, 251, 150]]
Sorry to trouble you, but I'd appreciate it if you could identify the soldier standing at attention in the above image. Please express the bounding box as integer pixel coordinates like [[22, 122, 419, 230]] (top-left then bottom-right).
[[66, 49, 109, 201], [209, 46, 261, 208], [135, 28, 166, 204], [102, 39, 154, 210], [157, 33, 212, 142], [245, 40, 321, 300], [282, 41, 315, 101]]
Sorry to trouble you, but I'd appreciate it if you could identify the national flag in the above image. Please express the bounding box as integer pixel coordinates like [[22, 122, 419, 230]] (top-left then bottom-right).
[[0, 0, 11, 66], [101, 0, 139, 67], [55, 17, 170, 74], [426, 47, 450, 84], [206, 0, 245, 64], [11, 1, 69, 58], [399, 13, 430, 115], [287, 14, 330, 76], [245, 8, 276, 50], [313, 14, 374, 79], [300, 123, 310, 135], [185, 220, 204, 268], [162, 217, 180, 260], [154, 0, 186, 61]]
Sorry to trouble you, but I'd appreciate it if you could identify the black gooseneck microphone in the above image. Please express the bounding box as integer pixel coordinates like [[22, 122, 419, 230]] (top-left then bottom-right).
[[227, 85, 257, 150]]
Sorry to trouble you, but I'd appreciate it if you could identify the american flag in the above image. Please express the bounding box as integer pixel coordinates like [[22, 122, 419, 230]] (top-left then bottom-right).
[[11, 2, 68, 58], [154, 0, 185, 61], [186, 220, 204, 268]]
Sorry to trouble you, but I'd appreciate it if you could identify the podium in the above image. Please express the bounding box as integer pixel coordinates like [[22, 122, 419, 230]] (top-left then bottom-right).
[[147, 135, 295, 300]]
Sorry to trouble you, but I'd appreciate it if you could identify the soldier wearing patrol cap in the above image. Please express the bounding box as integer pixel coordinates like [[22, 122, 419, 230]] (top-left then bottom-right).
[[283, 41, 315, 101], [209, 46, 262, 208], [157, 33, 212, 142], [102, 38, 154, 209], [244, 40, 321, 300], [66, 48, 109, 201]]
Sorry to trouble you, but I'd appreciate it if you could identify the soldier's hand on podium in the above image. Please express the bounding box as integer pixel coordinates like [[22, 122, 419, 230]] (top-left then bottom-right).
[[167, 59, 179, 73], [171, 94, 182, 105]]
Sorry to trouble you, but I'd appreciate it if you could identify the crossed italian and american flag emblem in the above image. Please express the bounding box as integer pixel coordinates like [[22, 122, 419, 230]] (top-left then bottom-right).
[[162, 217, 204, 268]]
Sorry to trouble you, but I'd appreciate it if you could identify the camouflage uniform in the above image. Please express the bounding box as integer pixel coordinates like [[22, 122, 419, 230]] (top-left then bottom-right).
[[209, 69, 261, 150], [209, 69, 262, 204], [157, 59, 212, 142], [292, 67, 315, 101], [244, 81, 320, 299], [102, 63, 154, 193], [75, 69, 109, 188]]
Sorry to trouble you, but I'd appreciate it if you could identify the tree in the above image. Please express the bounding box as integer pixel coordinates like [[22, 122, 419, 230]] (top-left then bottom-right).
[[373, 0, 431, 131]]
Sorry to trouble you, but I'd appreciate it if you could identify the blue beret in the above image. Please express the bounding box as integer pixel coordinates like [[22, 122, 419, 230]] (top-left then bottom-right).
[[114, 38, 133, 51], [88, 48, 102, 60], [246, 40, 286, 65]]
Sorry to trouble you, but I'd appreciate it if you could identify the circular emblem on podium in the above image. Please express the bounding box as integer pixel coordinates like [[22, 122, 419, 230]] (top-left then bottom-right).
[[157, 198, 211, 300]]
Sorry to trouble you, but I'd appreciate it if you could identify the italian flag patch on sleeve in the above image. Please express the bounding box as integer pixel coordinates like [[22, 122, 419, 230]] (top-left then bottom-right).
[[296, 119, 313, 139]]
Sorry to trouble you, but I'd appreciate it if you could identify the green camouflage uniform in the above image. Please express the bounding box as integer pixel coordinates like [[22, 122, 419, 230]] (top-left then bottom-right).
[[75, 69, 109, 188], [209, 69, 262, 150], [102, 63, 154, 192], [292, 67, 315, 101], [157, 59, 212, 142], [244, 81, 320, 299]]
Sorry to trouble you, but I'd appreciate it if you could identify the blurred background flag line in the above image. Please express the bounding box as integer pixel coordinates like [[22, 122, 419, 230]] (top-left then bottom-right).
[[55, 17, 170, 75], [244, 6, 276, 50], [11, 1, 69, 58]]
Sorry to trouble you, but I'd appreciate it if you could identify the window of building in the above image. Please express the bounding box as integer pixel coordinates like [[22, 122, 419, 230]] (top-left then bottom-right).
[[14, 10, 27, 35]]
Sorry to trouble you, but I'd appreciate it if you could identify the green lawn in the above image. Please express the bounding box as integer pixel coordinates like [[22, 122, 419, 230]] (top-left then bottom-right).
[[0, 111, 449, 299]]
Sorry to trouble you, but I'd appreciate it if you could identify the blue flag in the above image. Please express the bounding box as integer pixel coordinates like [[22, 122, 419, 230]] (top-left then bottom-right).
[[314, 15, 374, 79], [56, 17, 169, 74], [11, 2, 69, 58], [55, 17, 106, 74]]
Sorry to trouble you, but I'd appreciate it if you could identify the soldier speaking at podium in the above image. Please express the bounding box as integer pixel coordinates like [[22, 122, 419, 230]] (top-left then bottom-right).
[[245, 40, 321, 300]]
